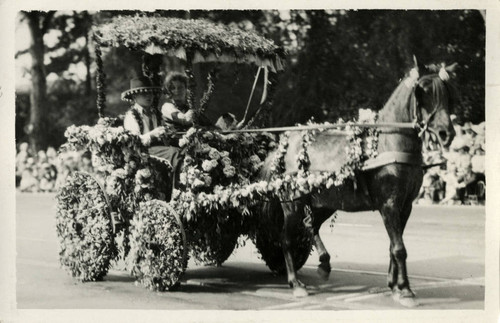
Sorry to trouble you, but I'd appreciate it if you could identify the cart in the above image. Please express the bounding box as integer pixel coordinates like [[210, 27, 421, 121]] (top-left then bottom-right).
[[55, 15, 313, 291]]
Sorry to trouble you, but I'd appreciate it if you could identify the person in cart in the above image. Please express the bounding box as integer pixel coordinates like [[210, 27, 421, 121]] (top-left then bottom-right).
[[122, 74, 212, 199], [122, 76, 167, 146]]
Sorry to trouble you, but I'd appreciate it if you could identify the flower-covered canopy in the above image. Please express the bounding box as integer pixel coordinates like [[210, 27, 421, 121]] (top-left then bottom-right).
[[93, 15, 286, 72]]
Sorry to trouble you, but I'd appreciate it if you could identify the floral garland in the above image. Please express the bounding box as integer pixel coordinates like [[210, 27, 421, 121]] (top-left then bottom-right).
[[199, 68, 218, 114], [269, 131, 290, 177], [171, 112, 379, 222]]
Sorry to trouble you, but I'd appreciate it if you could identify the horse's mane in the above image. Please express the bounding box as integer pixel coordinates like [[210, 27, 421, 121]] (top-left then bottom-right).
[[378, 72, 458, 123], [377, 79, 415, 123]]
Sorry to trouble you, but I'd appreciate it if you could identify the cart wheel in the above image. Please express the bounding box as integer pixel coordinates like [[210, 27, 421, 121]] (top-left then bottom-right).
[[56, 172, 117, 281], [186, 209, 240, 266], [129, 200, 187, 291], [253, 201, 313, 275]]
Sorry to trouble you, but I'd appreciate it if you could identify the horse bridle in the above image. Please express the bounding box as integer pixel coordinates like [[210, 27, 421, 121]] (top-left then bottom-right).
[[411, 77, 441, 138]]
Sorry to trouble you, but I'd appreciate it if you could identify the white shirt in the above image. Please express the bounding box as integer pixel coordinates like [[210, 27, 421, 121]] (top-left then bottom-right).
[[123, 103, 160, 135], [123, 103, 160, 146]]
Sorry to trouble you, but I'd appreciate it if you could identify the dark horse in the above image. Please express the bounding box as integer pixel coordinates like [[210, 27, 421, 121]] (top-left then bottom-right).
[[262, 62, 457, 307]]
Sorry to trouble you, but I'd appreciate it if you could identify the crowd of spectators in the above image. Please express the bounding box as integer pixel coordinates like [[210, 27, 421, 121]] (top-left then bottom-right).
[[417, 117, 485, 205], [16, 117, 485, 205], [15, 143, 92, 193]]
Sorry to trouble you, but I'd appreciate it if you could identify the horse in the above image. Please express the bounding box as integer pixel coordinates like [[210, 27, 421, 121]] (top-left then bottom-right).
[[261, 61, 458, 307]]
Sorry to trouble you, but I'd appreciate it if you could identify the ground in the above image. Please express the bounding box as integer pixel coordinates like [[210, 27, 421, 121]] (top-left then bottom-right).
[[16, 193, 486, 315]]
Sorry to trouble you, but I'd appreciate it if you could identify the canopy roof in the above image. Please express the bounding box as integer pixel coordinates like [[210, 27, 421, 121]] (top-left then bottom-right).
[[93, 16, 286, 72]]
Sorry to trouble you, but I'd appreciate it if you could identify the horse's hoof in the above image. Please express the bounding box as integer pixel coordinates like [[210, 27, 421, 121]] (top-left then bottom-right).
[[317, 266, 330, 281], [399, 296, 419, 308], [293, 286, 308, 298], [392, 288, 418, 308]]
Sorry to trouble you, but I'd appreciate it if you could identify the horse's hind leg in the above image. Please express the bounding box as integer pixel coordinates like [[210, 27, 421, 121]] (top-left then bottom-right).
[[309, 207, 335, 281], [281, 201, 308, 297]]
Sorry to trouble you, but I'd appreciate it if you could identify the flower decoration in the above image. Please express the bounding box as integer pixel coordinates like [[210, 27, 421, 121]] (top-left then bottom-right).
[[55, 172, 117, 282], [128, 200, 186, 291], [57, 108, 381, 277]]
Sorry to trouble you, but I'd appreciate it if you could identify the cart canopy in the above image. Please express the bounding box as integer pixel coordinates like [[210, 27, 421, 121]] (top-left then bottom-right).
[[93, 15, 286, 72]]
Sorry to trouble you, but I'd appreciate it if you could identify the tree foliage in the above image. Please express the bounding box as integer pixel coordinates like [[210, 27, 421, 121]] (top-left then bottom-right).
[[16, 10, 485, 149]]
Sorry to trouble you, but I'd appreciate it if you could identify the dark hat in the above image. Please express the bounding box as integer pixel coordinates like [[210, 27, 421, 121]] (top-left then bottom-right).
[[121, 77, 162, 102]]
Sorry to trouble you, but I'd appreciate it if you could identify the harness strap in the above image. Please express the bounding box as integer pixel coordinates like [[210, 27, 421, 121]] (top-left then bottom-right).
[[362, 151, 423, 171]]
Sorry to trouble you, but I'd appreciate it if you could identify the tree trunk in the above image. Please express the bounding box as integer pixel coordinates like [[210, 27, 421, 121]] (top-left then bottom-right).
[[26, 12, 49, 152], [82, 11, 92, 96]]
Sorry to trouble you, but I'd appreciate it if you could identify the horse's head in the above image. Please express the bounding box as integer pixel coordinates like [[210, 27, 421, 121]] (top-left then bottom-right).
[[413, 60, 458, 148]]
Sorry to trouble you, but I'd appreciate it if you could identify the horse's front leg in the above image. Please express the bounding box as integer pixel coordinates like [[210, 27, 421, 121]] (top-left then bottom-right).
[[380, 201, 418, 307], [281, 201, 308, 297]]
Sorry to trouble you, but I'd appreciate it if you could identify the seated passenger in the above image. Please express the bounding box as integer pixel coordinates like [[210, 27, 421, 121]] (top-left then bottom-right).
[[161, 73, 194, 133], [122, 77, 166, 146]]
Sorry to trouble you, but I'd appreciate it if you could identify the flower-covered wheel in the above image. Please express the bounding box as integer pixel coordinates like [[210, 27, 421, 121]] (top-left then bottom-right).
[[253, 201, 313, 274], [56, 172, 117, 281], [129, 200, 187, 291], [185, 209, 241, 266]]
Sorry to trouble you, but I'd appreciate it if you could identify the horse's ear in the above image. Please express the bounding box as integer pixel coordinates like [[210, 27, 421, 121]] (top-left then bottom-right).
[[445, 62, 458, 73], [413, 55, 426, 73]]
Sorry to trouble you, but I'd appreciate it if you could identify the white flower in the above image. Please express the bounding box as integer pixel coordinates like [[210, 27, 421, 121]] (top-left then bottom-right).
[[179, 137, 189, 147], [179, 173, 187, 185], [193, 178, 205, 188], [240, 188, 250, 197], [326, 178, 334, 189], [200, 143, 211, 153], [249, 154, 261, 164], [96, 136, 106, 146], [221, 156, 232, 166], [203, 175, 212, 187], [186, 127, 197, 137], [208, 148, 220, 160], [113, 168, 127, 179], [223, 166, 235, 178], [202, 160, 215, 172]]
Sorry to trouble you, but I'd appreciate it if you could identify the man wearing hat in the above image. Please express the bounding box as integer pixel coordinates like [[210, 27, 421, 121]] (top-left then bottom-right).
[[122, 77, 166, 146]]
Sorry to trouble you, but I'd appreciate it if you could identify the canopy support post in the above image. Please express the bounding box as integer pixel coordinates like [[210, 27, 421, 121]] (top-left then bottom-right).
[[185, 51, 196, 111], [142, 54, 164, 118], [94, 42, 106, 118]]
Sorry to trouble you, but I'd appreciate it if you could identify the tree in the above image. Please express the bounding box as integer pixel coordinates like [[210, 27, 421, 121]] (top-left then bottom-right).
[[269, 10, 485, 125], [18, 11, 99, 149], [22, 11, 55, 152]]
